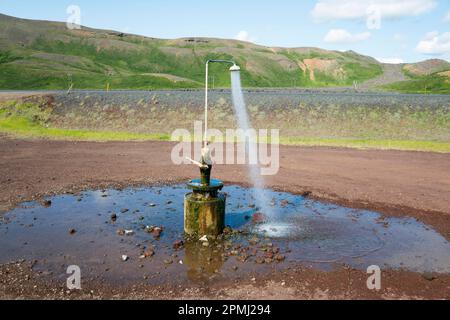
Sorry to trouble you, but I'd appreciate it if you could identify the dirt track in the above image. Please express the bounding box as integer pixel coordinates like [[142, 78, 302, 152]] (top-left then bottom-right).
[[1, 137, 450, 299]]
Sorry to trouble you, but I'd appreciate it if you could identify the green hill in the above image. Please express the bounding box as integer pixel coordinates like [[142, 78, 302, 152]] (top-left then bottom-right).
[[0, 13, 448, 92], [383, 59, 450, 94], [0, 13, 385, 90]]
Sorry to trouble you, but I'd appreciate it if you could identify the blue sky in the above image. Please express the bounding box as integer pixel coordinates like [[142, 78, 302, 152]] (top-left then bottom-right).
[[1, 0, 450, 62]]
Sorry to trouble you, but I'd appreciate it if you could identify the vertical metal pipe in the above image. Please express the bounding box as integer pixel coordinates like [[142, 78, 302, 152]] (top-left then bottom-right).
[[204, 61, 209, 148]]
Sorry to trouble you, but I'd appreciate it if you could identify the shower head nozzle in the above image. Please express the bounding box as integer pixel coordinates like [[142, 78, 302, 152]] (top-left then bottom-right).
[[229, 64, 241, 72]]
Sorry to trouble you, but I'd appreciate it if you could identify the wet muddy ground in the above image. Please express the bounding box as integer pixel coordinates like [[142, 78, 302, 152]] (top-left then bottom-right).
[[2, 184, 450, 283], [1, 137, 450, 299]]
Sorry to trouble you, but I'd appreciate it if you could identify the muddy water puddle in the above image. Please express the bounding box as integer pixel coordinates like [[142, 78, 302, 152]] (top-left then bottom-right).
[[1, 185, 449, 285]]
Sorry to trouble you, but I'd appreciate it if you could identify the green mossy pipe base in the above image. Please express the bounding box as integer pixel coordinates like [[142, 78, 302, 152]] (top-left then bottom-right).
[[184, 193, 226, 237]]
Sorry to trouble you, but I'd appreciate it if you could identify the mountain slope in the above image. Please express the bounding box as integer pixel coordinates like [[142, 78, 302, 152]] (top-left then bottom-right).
[[0, 13, 386, 90]]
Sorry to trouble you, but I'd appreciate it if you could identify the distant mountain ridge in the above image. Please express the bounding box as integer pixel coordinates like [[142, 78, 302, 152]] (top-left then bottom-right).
[[0, 13, 449, 91]]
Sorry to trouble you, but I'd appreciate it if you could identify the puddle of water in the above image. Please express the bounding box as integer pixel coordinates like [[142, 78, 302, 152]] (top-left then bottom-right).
[[1, 185, 449, 286]]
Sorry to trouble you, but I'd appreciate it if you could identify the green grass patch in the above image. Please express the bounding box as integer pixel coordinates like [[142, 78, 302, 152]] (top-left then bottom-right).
[[0, 101, 170, 141], [0, 116, 170, 141], [280, 137, 450, 153], [383, 74, 450, 94]]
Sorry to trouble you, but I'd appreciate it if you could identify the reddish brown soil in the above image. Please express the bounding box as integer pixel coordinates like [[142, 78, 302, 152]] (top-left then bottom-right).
[[1, 136, 450, 299]]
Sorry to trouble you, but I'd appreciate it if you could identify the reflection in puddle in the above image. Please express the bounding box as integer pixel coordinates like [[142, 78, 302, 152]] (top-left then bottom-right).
[[1, 184, 449, 285]]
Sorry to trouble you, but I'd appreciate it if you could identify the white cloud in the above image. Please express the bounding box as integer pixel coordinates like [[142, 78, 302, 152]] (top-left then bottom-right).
[[377, 57, 405, 64], [235, 31, 257, 43], [416, 31, 450, 55], [324, 29, 371, 43], [444, 11, 450, 22], [312, 0, 437, 21]]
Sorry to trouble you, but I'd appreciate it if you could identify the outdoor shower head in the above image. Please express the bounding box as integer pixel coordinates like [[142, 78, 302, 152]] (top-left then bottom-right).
[[229, 64, 241, 72]]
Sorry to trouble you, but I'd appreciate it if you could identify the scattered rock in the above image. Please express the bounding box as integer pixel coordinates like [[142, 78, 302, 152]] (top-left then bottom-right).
[[199, 235, 208, 242], [264, 252, 274, 259], [69, 229, 76, 235], [249, 236, 260, 245], [141, 248, 155, 259], [110, 213, 117, 222], [43, 200, 52, 207], [121, 255, 129, 262], [422, 272, 437, 281], [120, 209, 129, 213], [152, 227, 163, 239], [163, 259, 173, 265], [173, 240, 184, 250], [124, 230, 134, 236], [116, 229, 126, 236], [275, 254, 286, 262], [223, 227, 233, 235], [280, 200, 290, 207]]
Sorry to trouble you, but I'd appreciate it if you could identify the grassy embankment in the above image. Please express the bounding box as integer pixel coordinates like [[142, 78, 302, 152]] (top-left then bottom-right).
[[1, 100, 449, 153]]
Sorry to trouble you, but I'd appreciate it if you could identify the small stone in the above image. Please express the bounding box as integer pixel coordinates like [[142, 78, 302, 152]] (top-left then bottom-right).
[[264, 258, 274, 264], [152, 227, 163, 239], [143, 249, 155, 258], [280, 200, 290, 207], [173, 240, 184, 250], [264, 252, 274, 259], [163, 259, 173, 265], [116, 229, 126, 236], [43, 200, 52, 207], [110, 214, 117, 222], [223, 227, 233, 235], [275, 254, 286, 262], [423, 272, 437, 281], [249, 237, 260, 245], [121, 255, 128, 262], [232, 266, 238, 271], [124, 230, 134, 236], [69, 229, 76, 235], [202, 242, 210, 247], [149, 203, 156, 207], [199, 235, 208, 242], [120, 209, 129, 213]]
